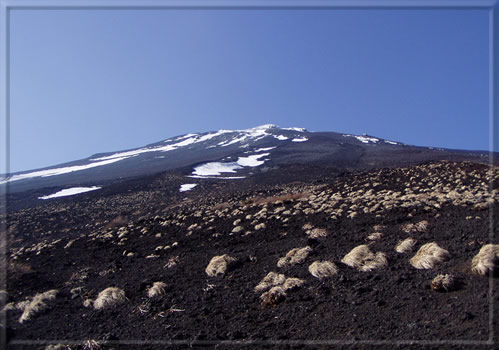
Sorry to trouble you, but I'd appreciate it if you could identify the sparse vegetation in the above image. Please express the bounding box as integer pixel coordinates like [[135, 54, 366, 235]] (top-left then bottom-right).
[[366, 232, 383, 241], [431, 273, 457, 292], [3, 159, 496, 340], [341, 245, 387, 272], [410, 242, 449, 269], [308, 261, 338, 279], [254, 272, 287, 292], [93, 287, 127, 310], [147, 282, 167, 298], [395, 238, 417, 253], [277, 246, 312, 267], [206, 254, 237, 277], [307, 228, 329, 239], [282, 277, 305, 291], [471, 244, 499, 275], [260, 286, 286, 307], [19, 289, 58, 323]]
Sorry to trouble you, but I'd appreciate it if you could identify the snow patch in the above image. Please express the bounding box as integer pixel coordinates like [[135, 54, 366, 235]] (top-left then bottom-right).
[[254, 147, 276, 152], [39, 186, 101, 200], [192, 162, 242, 176], [292, 137, 308, 142], [1, 157, 128, 184], [384, 140, 398, 145], [343, 134, 379, 144], [188, 175, 246, 179], [174, 133, 198, 141], [273, 135, 288, 141], [237, 153, 269, 167], [179, 184, 197, 192], [282, 127, 306, 132]]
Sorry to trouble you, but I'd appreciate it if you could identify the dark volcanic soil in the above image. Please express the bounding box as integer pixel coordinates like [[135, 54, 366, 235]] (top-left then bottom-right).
[[1, 161, 499, 349]]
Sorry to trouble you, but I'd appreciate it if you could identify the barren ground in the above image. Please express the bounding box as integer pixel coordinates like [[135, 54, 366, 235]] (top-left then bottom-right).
[[2, 160, 499, 349]]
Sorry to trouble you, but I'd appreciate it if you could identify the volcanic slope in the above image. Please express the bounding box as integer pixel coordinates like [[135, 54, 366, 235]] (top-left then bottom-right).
[[2, 160, 499, 349], [2, 124, 491, 196]]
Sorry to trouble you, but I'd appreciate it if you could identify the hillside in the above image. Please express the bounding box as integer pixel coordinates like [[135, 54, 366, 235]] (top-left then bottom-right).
[[2, 159, 498, 349]]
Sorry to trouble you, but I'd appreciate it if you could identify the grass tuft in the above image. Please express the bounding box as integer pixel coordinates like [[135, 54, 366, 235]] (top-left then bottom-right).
[[410, 242, 449, 269], [341, 245, 387, 272], [277, 246, 312, 267], [205, 254, 237, 277], [308, 261, 338, 279], [471, 244, 499, 276], [93, 287, 127, 310]]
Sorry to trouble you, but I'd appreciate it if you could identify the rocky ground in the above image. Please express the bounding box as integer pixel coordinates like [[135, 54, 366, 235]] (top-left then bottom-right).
[[1, 160, 499, 349]]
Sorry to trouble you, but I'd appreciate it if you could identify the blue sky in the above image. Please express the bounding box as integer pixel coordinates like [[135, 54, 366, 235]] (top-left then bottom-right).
[[9, 8, 490, 172]]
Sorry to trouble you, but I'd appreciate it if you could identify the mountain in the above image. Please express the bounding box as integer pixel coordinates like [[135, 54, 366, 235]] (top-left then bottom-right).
[[1, 125, 490, 198], [2, 125, 499, 348]]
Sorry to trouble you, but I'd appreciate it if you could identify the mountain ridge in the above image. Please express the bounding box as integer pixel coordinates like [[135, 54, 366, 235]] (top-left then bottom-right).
[[1, 125, 493, 196]]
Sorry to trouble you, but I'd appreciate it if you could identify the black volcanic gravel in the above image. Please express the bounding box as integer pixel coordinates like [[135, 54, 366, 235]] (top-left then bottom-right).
[[2, 161, 498, 349]]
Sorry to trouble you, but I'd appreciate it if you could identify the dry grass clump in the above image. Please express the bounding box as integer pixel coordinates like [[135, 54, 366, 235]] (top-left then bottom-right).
[[431, 274, 457, 292], [147, 282, 167, 298], [260, 286, 286, 307], [341, 245, 387, 272], [395, 238, 417, 253], [366, 232, 383, 241], [307, 228, 329, 239], [410, 242, 449, 269], [308, 261, 338, 279], [277, 246, 312, 267], [402, 220, 429, 233], [19, 289, 58, 323], [254, 272, 286, 292], [255, 272, 304, 294], [282, 277, 305, 291], [205, 254, 237, 277], [471, 244, 499, 276], [93, 287, 127, 310]]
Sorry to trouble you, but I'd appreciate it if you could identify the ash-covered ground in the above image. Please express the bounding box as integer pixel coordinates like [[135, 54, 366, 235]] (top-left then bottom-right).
[[2, 160, 499, 349]]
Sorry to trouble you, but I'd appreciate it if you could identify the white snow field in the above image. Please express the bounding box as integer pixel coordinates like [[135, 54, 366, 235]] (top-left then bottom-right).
[[1, 157, 127, 185], [236, 153, 270, 167], [191, 152, 271, 178], [38, 186, 101, 200], [192, 162, 243, 176], [179, 184, 198, 192], [2, 124, 303, 184]]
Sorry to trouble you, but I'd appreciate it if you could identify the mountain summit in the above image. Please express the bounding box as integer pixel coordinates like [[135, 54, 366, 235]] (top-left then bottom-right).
[[2, 125, 489, 196]]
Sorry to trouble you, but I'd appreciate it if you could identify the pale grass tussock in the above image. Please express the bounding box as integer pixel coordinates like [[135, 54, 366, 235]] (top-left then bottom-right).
[[395, 238, 417, 253], [431, 273, 457, 292], [471, 244, 499, 275], [205, 254, 236, 277], [147, 282, 167, 298], [282, 277, 305, 291], [366, 232, 383, 241], [307, 228, 328, 239], [277, 246, 312, 267], [19, 289, 58, 323], [260, 286, 286, 307], [308, 261, 338, 279], [402, 220, 429, 233], [341, 245, 387, 272], [254, 272, 286, 292], [93, 287, 127, 310], [410, 242, 449, 269]]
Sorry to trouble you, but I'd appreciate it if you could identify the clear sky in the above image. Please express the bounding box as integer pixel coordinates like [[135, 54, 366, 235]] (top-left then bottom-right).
[[9, 7, 490, 173]]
